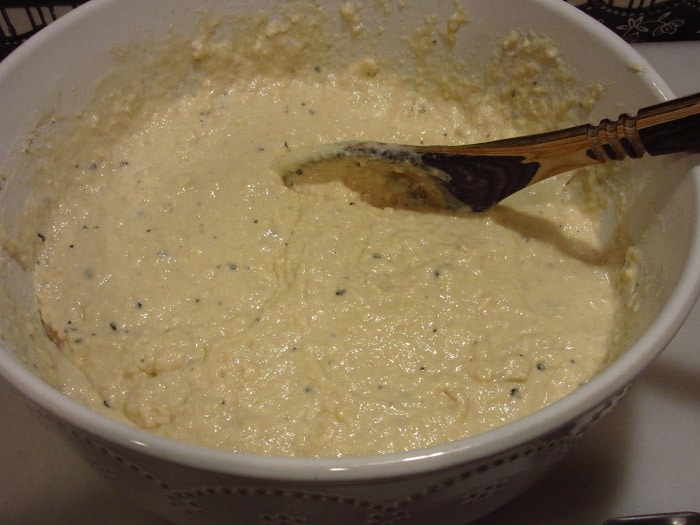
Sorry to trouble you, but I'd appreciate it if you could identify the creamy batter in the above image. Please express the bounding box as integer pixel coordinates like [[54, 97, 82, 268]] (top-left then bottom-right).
[[26, 8, 634, 457]]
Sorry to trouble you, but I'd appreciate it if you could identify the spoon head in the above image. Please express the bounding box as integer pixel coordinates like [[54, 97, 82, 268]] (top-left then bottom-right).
[[276, 141, 468, 212], [276, 141, 540, 212]]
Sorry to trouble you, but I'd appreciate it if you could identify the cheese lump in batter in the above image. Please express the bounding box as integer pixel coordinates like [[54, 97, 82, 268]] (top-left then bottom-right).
[[30, 10, 634, 457]]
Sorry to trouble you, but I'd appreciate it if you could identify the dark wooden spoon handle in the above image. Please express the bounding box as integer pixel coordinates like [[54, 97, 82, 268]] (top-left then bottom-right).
[[636, 92, 700, 155], [585, 92, 700, 161]]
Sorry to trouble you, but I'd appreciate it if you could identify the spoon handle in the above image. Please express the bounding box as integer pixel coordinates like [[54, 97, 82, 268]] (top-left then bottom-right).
[[634, 92, 700, 155], [414, 92, 700, 183], [587, 92, 700, 162], [603, 511, 700, 525]]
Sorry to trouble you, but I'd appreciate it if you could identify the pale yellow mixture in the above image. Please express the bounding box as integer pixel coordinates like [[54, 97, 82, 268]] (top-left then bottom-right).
[[25, 8, 634, 457]]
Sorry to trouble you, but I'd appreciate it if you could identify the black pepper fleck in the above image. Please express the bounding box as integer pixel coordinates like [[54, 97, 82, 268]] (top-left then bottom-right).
[[109, 322, 118, 331], [335, 288, 346, 296]]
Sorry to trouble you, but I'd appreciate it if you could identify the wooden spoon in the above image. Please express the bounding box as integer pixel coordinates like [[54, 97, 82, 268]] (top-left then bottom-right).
[[279, 92, 700, 212]]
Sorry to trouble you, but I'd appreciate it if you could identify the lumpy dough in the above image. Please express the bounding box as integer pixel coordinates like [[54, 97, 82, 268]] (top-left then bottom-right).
[[32, 16, 628, 457]]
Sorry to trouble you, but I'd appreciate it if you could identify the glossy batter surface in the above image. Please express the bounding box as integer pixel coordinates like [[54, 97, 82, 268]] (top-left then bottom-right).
[[31, 14, 629, 457]]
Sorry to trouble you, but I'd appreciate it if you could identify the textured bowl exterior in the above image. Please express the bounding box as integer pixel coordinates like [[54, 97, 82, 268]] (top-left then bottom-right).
[[6, 378, 630, 525], [1, 1, 699, 524]]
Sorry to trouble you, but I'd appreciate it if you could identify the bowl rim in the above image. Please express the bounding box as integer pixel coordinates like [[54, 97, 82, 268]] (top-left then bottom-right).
[[1, 0, 699, 483]]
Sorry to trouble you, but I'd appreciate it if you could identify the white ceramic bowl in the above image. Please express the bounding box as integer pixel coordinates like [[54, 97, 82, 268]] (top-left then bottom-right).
[[1, 1, 699, 524]]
